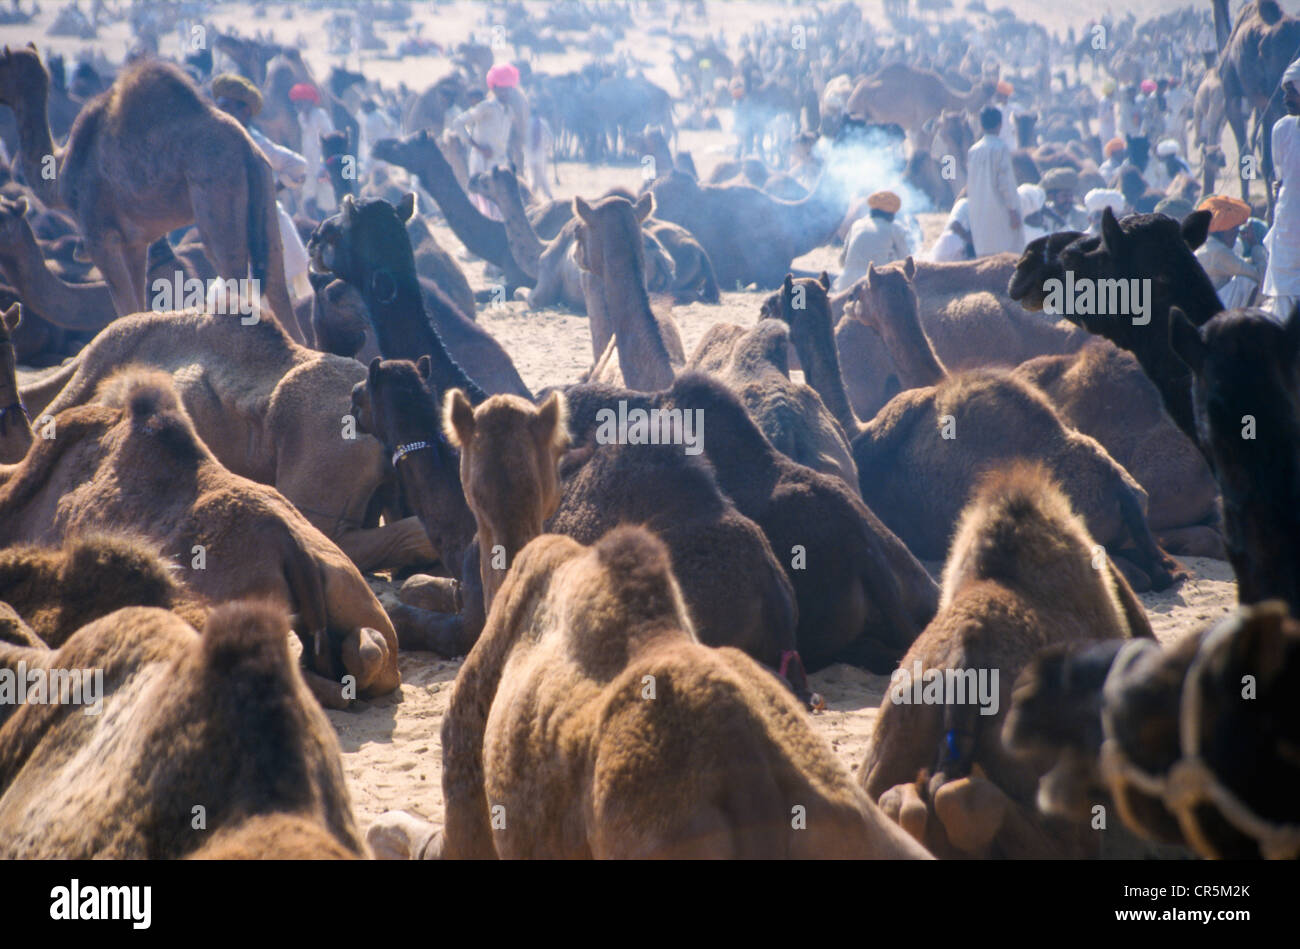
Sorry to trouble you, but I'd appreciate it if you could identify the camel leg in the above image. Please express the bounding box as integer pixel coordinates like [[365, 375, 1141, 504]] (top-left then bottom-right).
[[331, 519, 436, 573], [1158, 525, 1226, 559], [366, 811, 441, 859], [1223, 93, 1251, 203], [91, 230, 147, 316]]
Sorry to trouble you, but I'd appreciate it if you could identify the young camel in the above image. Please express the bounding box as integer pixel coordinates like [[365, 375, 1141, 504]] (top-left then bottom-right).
[[0, 369, 400, 708], [862, 463, 1154, 859], [0, 301, 32, 463], [434, 525, 933, 859], [0, 48, 301, 339], [0, 601, 365, 858], [846, 260, 1183, 591]]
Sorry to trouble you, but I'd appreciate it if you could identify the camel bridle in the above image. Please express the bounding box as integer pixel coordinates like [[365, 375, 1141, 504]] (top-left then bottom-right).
[[0, 400, 28, 434], [1098, 616, 1300, 859]]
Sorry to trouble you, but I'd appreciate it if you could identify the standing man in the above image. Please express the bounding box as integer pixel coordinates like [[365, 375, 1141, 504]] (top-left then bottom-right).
[[833, 191, 911, 291], [1263, 59, 1300, 322], [1040, 167, 1090, 231], [450, 65, 516, 220], [290, 82, 335, 219], [965, 106, 1023, 255]]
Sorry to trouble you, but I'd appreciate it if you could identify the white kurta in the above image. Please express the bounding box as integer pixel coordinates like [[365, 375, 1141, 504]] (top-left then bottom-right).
[[298, 105, 336, 213], [1264, 115, 1300, 318], [927, 198, 971, 262], [966, 134, 1024, 256]]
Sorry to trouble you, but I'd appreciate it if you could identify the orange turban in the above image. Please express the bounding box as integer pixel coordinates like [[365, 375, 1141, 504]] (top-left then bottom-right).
[[1197, 195, 1251, 232], [996, 80, 1014, 96], [1104, 137, 1126, 158], [867, 190, 901, 213]]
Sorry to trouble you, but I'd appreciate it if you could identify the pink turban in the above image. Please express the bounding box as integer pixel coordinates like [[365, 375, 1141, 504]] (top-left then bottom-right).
[[486, 63, 519, 89]]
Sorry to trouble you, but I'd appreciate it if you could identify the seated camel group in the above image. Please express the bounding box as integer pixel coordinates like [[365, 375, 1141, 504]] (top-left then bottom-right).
[[0, 45, 1294, 860]]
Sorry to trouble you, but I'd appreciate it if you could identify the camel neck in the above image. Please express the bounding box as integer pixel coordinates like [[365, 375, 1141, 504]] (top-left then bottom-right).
[[0, 341, 33, 462], [872, 291, 946, 389], [0, 230, 103, 330], [493, 179, 541, 280], [367, 276, 487, 405], [602, 258, 675, 392], [788, 305, 859, 433], [392, 444, 474, 575], [407, 148, 506, 263], [15, 94, 61, 209]]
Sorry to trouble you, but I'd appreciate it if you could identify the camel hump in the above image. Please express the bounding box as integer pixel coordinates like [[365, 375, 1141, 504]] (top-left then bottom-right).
[[593, 525, 675, 589], [199, 600, 295, 680], [95, 367, 184, 419]]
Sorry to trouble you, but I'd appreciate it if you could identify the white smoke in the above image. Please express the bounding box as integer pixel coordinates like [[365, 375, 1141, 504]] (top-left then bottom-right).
[[816, 129, 932, 250]]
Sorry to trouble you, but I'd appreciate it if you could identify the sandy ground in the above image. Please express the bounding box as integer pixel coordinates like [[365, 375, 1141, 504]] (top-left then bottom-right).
[[4, 1, 1244, 844]]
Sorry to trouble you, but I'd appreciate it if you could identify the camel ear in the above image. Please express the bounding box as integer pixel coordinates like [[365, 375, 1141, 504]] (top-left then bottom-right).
[[1168, 307, 1205, 373], [1, 301, 20, 332], [818, 270, 831, 289], [415, 354, 432, 382], [573, 195, 595, 225], [533, 390, 571, 452], [1181, 210, 1211, 251], [632, 191, 655, 223], [341, 193, 358, 222], [866, 261, 878, 282], [442, 388, 475, 449], [903, 255, 916, 279], [396, 192, 418, 222], [1099, 206, 1125, 255], [13, 195, 27, 216], [367, 355, 383, 384]]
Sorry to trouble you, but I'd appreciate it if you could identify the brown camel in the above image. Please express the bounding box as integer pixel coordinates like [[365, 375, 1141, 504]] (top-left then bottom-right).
[[1217, 0, 1300, 214], [845, 64, 995, 143], [18, 309, 432, 574], [0, 300, 31, 463], [0, 369, 400, 707], [435, 526, 933, 859], [1012, 342, 1224, 557], [686, 317, 859, 489], [571, 192, 685, 391], [1006, 601, 1300, 859], [404, 211, 477, 320], [0, 48, 301, 339], [846, 260, 1183, 591], [0, 532, 202, 644], [0, 601, 365, 858], [862, 463, 1153, 859]]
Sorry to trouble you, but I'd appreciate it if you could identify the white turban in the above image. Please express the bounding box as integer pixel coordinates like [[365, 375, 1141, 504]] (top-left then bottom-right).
[[1155, 138, 1179, 158], [1283, 58, 1300, 89], [1084, 188, 1126, 214], [1018, 183, 1046, 216]]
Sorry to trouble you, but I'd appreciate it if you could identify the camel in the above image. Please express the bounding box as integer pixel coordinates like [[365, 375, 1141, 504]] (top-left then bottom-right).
[[1006, 601, 1300, 859], [0, 369, 400, 707], [0, 532, 200, 645], [862, 463, 1153, 859], [658, 372, 936, 672], [1217, 0, 1300, 214], [307, 193, 532, 400], [467, 167, 678, 311], [571, 193, 684, 391], [371, 130, 534, 295], [686, 317, 859, 490], [404, 211, 477, 320], [0, 49, 301, 340], [1170, 306, 1300, 613], [846, 260, 1183, 591], [845, 64, 995, 144], [647, 168, 843, 289], [0, 601, 365, 858], [1011, 342, 1224, 558], [17, 309, 434, 575], [443, 387, 569, 611], [1009, 209, 1222, 446], [435, 525, 933, 859], [0, 300, 31, 463]]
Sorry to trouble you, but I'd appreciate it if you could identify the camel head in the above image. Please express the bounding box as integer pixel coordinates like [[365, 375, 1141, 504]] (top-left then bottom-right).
[[573, 192, 654, 279], [370, 129, 436, 171], [843, 258, 917, 336], [358, 356, 476, 572], [310, 276, 369, 360], [307, 193, 419, 302], [1006, 229, 1085, 311], [0, 43, 47, 108], [443, 388, 570, 609]]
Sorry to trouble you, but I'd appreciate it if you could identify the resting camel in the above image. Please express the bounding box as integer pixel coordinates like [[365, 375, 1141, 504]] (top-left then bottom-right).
[[0, 48, 301, 339], [468, 167, 677, 311], [404, 211, 477, 320], [0, 369, 400, 707], [647, 168, 843, 289], [687, 318, 858, 489], [845, 64, 995, 143], [1170, 306, 1300, 613], [846, 260, 1182, 591], [18, 309, 433, 575], [0, 601, 365, 858], [1006, 600, 1300, 859], [307, 193, 532, 400], [0, 300, 31, 463], [863, 463, 1154, 859], [434, 525, 932, 859]]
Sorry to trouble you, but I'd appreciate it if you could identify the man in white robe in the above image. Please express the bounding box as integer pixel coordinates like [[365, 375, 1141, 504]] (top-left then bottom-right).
[[1263, 59, 1300, 322], [965, 106, 1023, 255]]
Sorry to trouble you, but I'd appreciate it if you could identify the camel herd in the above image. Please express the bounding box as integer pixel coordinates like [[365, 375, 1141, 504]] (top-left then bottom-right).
[[0, 1, 1296, 862]]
